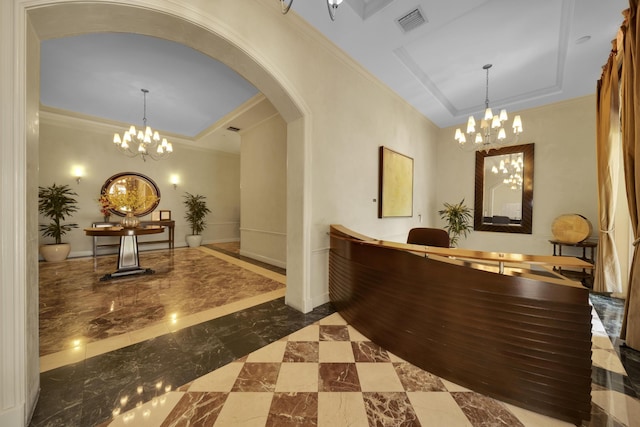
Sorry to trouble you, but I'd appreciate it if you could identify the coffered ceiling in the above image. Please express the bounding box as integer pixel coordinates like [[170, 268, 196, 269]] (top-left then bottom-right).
[[39, 0, 627, 152]]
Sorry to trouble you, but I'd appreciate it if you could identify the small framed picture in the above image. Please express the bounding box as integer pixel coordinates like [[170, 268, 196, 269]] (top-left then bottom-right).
[[160, 210, 171, 220], [151, 211, 160, 221]]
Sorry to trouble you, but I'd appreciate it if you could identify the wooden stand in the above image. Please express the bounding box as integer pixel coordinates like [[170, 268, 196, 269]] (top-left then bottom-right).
[[549, 239, 597, 288]]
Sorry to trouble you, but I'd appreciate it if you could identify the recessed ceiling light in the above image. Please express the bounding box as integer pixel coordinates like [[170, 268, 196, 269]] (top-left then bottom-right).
[[575, 35, 591, 44]]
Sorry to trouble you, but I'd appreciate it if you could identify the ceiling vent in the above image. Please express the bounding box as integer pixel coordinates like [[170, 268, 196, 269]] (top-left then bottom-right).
[[227, 126, 241, 132], [396, 7, 427, 33]]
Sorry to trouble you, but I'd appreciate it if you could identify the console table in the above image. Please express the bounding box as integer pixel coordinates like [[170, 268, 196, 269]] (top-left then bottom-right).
[[549, 239, 597, 288], [91, 219, 175, 256], [85, 226, 165, 281]]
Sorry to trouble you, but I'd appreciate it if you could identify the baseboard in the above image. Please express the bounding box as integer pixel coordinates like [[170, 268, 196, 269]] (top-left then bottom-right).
[[206, 238, 240, 244], [312, 291, 330, 309], [27, 387, 40, 426], [238, 249, 286, 269], [0, 403, 26, 427], [285, 294, 314, 314]]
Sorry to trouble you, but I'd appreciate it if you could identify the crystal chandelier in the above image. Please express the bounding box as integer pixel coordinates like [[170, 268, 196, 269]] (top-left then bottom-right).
[[112, 89, 173, 161], [454, 64, 523, 151], [279, 0, 343, 21]]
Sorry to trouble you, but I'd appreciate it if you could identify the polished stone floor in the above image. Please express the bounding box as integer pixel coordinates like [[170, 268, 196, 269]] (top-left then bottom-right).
[[38, 245, 286, 371], [31, 244, 640, 426]]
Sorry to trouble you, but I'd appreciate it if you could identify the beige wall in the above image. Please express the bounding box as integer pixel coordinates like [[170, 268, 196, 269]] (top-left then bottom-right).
[[437, 95, 628, 295], [437, 96, 598, 254], [240, 114, 287, 268], [38, 111, 241, 255]]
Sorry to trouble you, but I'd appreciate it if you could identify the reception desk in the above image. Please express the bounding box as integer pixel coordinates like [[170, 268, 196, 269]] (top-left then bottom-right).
[[328, 225, 592, 425]]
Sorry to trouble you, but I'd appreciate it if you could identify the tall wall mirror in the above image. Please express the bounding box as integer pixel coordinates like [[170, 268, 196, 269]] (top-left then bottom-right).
[[101, 172, 161, 217], [474, 143, 534, 234]]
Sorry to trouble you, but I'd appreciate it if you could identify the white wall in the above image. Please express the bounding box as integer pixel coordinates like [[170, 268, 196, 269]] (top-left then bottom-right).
[[240, 114, 287, 268], [38, 111, 241, 256]]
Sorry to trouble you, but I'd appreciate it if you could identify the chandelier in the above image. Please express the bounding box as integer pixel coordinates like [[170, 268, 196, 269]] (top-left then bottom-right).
[[279, 0, 343, 21], [112, 89, 173, 161], [454, 64, 523, 152]]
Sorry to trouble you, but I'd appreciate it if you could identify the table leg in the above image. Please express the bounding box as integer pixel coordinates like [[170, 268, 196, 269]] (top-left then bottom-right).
[[99, 235, 155, 281]]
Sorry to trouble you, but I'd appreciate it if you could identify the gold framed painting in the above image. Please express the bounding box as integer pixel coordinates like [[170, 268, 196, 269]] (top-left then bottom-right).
[[378, 146, 414, 218]]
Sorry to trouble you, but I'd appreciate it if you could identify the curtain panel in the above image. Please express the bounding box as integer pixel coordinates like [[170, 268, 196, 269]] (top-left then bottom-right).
[[594, 43, 622, 295], [621, 1, 640, 349]]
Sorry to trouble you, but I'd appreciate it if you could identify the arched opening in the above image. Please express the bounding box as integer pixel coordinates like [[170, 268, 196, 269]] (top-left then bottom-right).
[[7, 2, 313, 421], [26, 1, 311, 309]]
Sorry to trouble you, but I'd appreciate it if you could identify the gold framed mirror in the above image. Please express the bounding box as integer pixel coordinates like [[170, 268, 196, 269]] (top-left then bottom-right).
[[474, 143, 534, 234], [101, 172, 161, 217]]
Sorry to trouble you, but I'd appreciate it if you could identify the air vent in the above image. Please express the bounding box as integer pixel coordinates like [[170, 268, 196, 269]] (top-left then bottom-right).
[[227, 126, 241, 132], [396, 7, 427, 33]]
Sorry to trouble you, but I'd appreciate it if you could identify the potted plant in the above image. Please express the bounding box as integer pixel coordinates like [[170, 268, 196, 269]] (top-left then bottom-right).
[[38, 183, 79, 261], [438, 198, 473, 248], [183, 192, 211, 247]]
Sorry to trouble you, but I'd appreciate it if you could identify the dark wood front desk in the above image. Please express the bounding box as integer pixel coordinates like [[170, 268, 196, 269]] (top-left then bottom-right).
[[91, 220, 175, 256], [329, 225, 593, 425]]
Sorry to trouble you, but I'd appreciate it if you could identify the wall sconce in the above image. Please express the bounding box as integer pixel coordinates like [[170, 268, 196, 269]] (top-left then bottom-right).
[[72, 166, 84, 184], [170, 174, 180, 190]]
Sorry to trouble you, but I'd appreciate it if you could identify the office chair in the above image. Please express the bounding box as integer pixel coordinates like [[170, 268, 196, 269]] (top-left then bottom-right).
[[406, 227, 450, 248]]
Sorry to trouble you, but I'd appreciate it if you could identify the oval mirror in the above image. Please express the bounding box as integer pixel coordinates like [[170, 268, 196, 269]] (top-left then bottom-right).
[[474, 143, 534, 234], [101, 172, 161, 217]]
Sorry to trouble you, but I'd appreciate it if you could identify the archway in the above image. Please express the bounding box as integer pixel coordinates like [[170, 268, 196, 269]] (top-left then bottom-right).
[[4, 2, 314, 423], [26, 1, 311, 309]]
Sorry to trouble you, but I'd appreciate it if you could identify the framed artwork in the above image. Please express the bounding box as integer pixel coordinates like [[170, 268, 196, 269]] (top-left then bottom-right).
[[160, 210, 171, 220], [378, 146, 414, 218]]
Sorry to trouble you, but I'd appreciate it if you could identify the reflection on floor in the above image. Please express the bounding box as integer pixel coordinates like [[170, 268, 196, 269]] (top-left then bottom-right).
[[32, 244, 640, 426], [39, 244, 286, 372]]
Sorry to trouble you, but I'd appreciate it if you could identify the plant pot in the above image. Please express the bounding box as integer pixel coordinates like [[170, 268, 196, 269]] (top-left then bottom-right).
[[186, 235, 202, 248], [39, 243, 71, 262]]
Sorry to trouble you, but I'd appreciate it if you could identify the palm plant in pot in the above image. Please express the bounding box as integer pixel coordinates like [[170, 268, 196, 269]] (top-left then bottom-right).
[[38, 183, 79, 261], [438, 198, 473, 248], [183, 192, 211, 247]]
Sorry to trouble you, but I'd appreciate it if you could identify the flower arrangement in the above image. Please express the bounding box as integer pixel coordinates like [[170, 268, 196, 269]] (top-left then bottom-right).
[[98, 193, 113, 218], [106, 188, 159, 213]]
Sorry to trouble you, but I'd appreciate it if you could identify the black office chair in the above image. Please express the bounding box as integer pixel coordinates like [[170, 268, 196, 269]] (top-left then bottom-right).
[[407, 228, 450, 248]]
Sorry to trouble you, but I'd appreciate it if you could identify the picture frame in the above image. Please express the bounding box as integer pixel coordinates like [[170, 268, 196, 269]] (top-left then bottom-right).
[[378, 146, 414, 218], [151, 211, 160, 221], [160, 210, 171, 220]]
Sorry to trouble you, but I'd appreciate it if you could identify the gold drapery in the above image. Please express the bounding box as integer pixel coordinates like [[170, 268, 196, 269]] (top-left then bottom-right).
[[621, 1, 640, 349], [594, 42, 622, 294]]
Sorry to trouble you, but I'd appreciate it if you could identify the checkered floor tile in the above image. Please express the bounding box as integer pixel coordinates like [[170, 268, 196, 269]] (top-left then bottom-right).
[[105, 310, 639, 426]]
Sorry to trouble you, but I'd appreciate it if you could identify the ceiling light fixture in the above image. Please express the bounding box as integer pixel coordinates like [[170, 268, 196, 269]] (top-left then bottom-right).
[[454, 64, 523, 152], [279, 0, 343, 21], [112, 89, 173, 162]]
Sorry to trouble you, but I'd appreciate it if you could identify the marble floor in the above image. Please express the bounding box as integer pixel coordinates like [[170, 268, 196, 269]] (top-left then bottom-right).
[[39, 244, 286, 371], [31, 244, 640, 426]]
